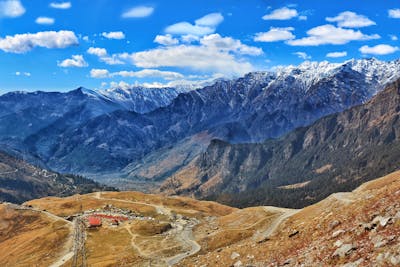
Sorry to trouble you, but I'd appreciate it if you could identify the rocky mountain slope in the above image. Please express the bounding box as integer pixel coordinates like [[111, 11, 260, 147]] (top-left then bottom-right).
[[160, 77, 400, 208], [178, 170, 400, 267], [24, 59, 400, 176], [0, 150, 113, 203], [1, 170, 399, 266], [100, 86, 186, 114]]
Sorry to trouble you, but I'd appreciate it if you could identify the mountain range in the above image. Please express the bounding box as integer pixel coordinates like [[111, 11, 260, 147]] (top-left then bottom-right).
[[1, 58, 400, 203], [160, 77, 400, 208]]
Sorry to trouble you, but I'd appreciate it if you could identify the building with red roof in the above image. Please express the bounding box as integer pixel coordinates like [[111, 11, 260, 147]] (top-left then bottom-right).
[[87, 216, 102, 228]]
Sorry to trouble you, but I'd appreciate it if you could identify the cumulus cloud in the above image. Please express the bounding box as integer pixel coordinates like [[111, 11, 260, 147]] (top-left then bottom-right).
[[165, 12, 223, 36], [254, 27, 295, 42], [200, 34, 263, 56], [154, 34, 179, 46], [124, 45, 254, 76], [359, 44, 399, 55], [58, 55, 88, 68], [87, 47, 107, 57], [122, 6, 154, 18], [0, 30, 78, 53], [102, 31, 125, 40], [287, 24, 380, 46], [114, 69, 184, 80], [49, 2, 71, 9], [388, 9, 400, 19], [90, 68, 184, 80], [90, 69, 109, 78], [326, 11, 375, 28], [92, 34, 261, 76], [0, 0, 25, 18], [86, 47, 124, 65], [293, 52, 311, 60], [326, 51, 347, 58], [390, 35, 398, 41], [35, 17, 55, 25], [262, 7, 298, 20]]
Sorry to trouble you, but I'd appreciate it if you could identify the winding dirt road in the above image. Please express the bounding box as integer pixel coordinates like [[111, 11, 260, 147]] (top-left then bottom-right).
[[260, 206, 300, 239]]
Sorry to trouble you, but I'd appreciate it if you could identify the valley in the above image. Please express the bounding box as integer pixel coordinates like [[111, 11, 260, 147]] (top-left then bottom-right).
[[1, 170, 399, 266]]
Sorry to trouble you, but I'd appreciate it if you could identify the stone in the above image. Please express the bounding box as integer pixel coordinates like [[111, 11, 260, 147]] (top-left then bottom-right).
[[231, 252, 240, 260], [332, 229, 345, 238], [332, 244, 356, 257], [283, 258, 292, 265], [334, 240, 343, 247], [390, 255, 400, 265], [372, 216, 392, 227], [371, 235, 387, 248], [289, 230, 299, 238], [342, 258, 363, 267], [233, 260, 243, 267], [329, 220, 341, 230]]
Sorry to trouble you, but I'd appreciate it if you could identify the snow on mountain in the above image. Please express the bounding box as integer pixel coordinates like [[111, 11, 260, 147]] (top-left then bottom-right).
[[99, 86, 187, 114]]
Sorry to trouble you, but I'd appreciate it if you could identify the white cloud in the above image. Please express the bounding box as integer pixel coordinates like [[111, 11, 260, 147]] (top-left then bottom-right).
[[293, 52, 311, 60], [122, 6, 154, 18], [254, 27, 295, 42], [390, 35, 398, 41], [109, 81, 131, 89], [200, 34, 262, 56], [35, 17, 55, 25], [15, 71, 30, 77], [166, 22, 214, 36], [112, 34, 263, 76], [87, 47, 107, 57], [388, 9, 400, 19], [165, 12, 223, 36], [326, 11, 375, 28], [100, 55, 125, 65], [124, 45, 254, 76], [58, 55, 88, 68], [195, 13, 224, 27], [287, 24, 380, 46], [102, 31, 125, 40], [326, 51, 347, 58], [181, 34, 200, 43], [0, 30, 79, 53], [0, 0, 25, 18], [91, 34, 261, 76], [154, 34, 179, 46], [90, 68, 184, 80], [87, 47, 125, 65], [90, 69, 109, 78], [112, 69, 184, 80], [49, 2, 71, 9], [359, 44, 399, 55], [262, 7, 298, 20]]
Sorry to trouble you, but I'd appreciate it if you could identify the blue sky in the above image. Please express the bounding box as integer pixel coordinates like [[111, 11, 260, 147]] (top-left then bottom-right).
[[0, 0, 399, 92]]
